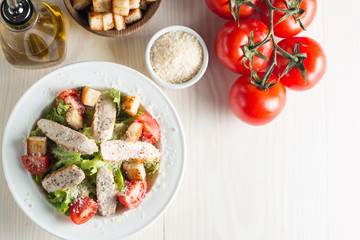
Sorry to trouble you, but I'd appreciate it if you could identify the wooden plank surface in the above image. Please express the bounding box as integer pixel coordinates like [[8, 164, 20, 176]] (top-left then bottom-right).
[[1, 0, 359, 239]]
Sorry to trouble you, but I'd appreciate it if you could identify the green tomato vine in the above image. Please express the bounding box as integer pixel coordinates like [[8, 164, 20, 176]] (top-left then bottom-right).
[[229, 0, 308, 90]]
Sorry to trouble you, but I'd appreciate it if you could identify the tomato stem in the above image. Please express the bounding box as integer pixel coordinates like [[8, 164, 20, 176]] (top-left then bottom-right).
[[230, 0, 308, 90]]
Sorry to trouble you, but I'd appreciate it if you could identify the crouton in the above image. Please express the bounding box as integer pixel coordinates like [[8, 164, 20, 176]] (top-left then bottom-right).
[[96, 166, 117, 216], [123, 162, 146, 181], [113, 0, 129, 16], [81, 86, 101, 107], [139, 0, 147, 10], [124, 8, 142, 25], [66, 108, 84, 130], [102, 12, 114, 31], [129, 0, 140, 9], [121, 95, 140, 117], [101, 140, 160, 162], [93, 0, 111, 12], [125, 122, 143, 143], [27, 136, 47, 156], [42, 165, 85, 193], [37, 119, 98, 155], [92, 94, 116, 143], [72, 0, 91, 10], [114, 14, 126, 31], [88, 12, 103, 30]]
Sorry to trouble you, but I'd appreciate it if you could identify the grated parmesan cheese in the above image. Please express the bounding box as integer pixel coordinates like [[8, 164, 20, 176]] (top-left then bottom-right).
[[150, 31, 204, 84]]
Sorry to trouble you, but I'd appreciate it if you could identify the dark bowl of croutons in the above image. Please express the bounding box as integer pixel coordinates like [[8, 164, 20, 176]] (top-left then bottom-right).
[[64, 0, 162, 37]]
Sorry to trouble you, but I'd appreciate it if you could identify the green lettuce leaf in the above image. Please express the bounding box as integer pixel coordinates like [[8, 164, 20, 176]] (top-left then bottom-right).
[[80, 127, 93, 139], [30, 128, 45, 137], [104, 88, 122, 116], [45, 99, 70, 126], [50, 145, 81, 169], [112, 123, 127, 140], [144, 161, 160, 175], [119, 110, 145, 125], [114, 164, 124, 193], [80, 153, 118, 175], [49, 185, 80, 215]]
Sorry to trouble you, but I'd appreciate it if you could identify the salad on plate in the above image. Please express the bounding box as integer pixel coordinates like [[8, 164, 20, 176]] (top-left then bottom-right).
[[21, 86, 161, 225]]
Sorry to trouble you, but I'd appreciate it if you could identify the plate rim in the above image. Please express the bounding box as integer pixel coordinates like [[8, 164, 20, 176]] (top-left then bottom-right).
[[2, 61, 186, 239]]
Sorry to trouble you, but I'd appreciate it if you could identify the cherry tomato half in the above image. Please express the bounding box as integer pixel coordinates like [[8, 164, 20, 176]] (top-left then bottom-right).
[[260, 0, 317, 38], [118, 181, 147, 209], [215, 19, 273, 74], [21, 154, 49, 175], [229, 75, 287, 126], [70, 197, 98, 225], [205, 0, 261, 20], [134, 113, 161, 144], [57, 88, 85, 116], [273, 37, 326, 91]]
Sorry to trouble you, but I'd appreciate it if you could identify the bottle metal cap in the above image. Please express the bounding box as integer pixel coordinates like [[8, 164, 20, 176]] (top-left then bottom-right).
[[1, 0, 33, 26]]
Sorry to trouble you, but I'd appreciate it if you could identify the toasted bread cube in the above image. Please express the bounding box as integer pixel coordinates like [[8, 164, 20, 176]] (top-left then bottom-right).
[[93, 0, 111, 12], [121, 95, 140, 117], [114, 14, 126, 30], [125, 8, 142, 25], [66, 108, 84, 130], [88, 12, 103, 30], [139, 0, 147, 10], [113, 0, 129, 16], [125, 122, 143, 143], [27, 136, 47, 156], [72, 0, 91, 10], [129, 0, 140, 9], [81, 86, 102, 107], [123, 162, 146, 181], [102, 12, 114, 31]]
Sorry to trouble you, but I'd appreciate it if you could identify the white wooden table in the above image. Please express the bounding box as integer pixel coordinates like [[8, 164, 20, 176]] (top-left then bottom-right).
[[1, 0, 359, 239]]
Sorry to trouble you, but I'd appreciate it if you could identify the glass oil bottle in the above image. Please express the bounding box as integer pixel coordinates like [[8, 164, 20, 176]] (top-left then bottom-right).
[[0, 0, 66, 68]]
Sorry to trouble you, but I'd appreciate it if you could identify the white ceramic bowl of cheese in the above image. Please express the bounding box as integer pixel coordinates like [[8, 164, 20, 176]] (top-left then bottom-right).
[[2, 62, 186, 240], [145, 25, 209, 89]]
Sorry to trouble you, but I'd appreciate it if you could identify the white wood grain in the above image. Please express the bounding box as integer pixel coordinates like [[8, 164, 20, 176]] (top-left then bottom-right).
[[1, 0, 359, 239]]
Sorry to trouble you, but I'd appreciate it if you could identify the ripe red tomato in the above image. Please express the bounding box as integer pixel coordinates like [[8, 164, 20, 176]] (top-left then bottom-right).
[[21, 154, 49, 175], [260, 0, 317, 38], [118, 181, 147, 209], [134, 113, 161, 144], [70, 197, 98, 225], [229, 75, 287, 126], [205, 0, 261, 20], [215, 19, 273, 74], [273, 37, 326, 91], [57, 88, 85, 116]]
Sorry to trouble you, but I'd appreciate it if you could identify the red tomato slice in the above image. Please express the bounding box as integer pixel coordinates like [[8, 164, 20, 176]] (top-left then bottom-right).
[[134, 113, 161, 144], [70, 197, 98, 225], [21, 154, 49, 175], [57, 88, 79, 100], [118, 181, 147, 209], [57, 88, 85, 116]]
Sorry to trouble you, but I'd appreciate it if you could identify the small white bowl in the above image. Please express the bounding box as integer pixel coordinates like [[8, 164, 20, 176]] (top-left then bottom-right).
[[145, 25, 209, 89]]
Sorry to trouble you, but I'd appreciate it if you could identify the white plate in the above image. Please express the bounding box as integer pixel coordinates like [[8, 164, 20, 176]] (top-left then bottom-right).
[[2, 62, 186, 240]]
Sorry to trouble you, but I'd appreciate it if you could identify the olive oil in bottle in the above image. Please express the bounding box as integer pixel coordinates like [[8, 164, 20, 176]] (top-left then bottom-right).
[[0, 0, 66, 68]]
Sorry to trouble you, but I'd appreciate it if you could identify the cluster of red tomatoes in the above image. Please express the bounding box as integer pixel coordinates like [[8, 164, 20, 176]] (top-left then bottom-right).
[[205, 0, 327, 126]]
